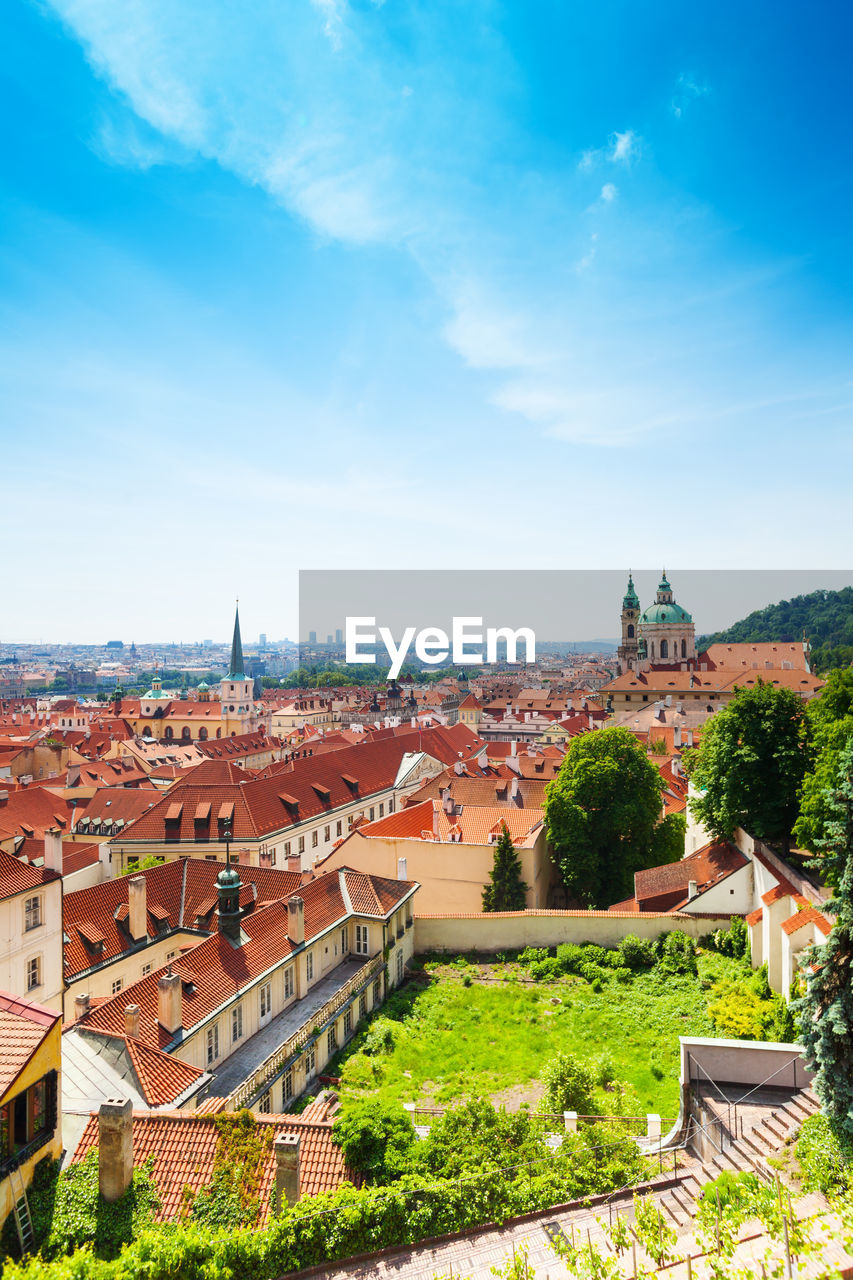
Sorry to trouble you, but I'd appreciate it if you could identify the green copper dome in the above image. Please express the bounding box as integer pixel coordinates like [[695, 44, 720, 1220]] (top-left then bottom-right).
[[639, 601, 694, 625], [216, 865, 241, 889], [197, 681, 210, 692]]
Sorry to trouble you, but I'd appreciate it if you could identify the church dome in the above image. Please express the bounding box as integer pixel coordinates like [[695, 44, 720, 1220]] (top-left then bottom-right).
[[197, 681, 210, 692], [639, 601, 693, 625]]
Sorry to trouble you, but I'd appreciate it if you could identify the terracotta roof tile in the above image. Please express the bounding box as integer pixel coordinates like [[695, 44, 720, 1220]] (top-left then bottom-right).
[[781, 906, 833, 938], [71, 1108, 360, 1216], [0, 992, 60, 1096]]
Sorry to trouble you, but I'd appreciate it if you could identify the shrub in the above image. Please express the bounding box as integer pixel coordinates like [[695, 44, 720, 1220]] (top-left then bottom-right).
[[518, 946, 548, 967], [580, 945, 612, 968], [656, 931, 698, 977], [710, 916, 749, 959], [618, 935, 657, 971], [528, 957, 561, 981], [555, 943, 587, 974], [331, 1098, 416, 1184], [707, 965, 796, 1042], [796, 1113, 853, 1194], [539, 1052, 598, 1116], [360, 1017, 398, 1056]]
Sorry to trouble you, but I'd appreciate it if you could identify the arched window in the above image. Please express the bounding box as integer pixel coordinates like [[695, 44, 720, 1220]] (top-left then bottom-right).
[[681, 638, 687, 658], [199, 727, 208, 741], [164, 726, 173, 741], [627, 624, 635, 638], [216, 728, 222, 739], [660, 639, 669, 659], [649, 641, 655, 658], [231, 731, 237, 737], [181, 727, 191, 741]]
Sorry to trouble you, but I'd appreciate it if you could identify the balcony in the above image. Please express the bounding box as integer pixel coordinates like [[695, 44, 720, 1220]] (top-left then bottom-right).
[[212, 953, 384, 1111]]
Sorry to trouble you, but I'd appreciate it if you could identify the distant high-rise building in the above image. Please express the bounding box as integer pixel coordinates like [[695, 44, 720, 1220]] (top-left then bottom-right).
[[308, 631, 317, 644], [335, 629, 343, 644], [259, 632, 267, 648], [327, 634, 333, 644]]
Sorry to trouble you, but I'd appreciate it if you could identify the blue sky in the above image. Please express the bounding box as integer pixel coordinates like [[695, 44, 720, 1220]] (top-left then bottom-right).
[[1, 0, 852, 641]]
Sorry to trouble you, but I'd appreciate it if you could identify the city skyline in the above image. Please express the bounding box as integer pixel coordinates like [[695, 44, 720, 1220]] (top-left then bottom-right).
[[2, 1, 853, 639]]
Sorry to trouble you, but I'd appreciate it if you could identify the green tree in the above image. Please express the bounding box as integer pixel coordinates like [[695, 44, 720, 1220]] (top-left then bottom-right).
[[331, 1097, 415, 1184], [543, 727, 680, 907], [482, 826, 529, 911], [793, 739, 853, 1139], [795, 670, 853, 858], [539, 1051, 598, 1116], [684, 679, 812, 852]]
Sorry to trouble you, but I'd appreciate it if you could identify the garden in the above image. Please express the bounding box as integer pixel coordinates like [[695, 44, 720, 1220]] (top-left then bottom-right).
[[328, 924, 795, 1121]]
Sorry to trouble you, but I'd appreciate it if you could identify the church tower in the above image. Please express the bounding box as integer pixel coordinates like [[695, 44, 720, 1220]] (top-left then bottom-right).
[[219, 604, 254, 734], [618, 573, 640, 672]]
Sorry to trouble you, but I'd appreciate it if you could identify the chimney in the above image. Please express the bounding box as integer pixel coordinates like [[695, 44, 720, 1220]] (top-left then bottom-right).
[[287, 895, 305, 945], [157, 972, 182, 1035], [510, 776, 520, 802], [397, 856, 408, 880], [673, 726, 682, 748], [687, 729, 694, 748], [688, 879, 698, 900], [128, 876, 147, 944], [432, 801, 440, 839], [287, 854, 301, 874], [274, 1132, 301, 1209], [98, 1097, 133, 1203], [74, 992, 90, 1021], [44, 826, 63, 875], [510, 739, 517, 757], [124, 1004, 140, 1038]]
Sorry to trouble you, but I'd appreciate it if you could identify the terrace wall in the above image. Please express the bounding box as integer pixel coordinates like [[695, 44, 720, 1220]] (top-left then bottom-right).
[[414, 909, 734, 953]]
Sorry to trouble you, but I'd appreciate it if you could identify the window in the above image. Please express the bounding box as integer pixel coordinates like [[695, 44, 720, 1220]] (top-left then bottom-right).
[[298, 836, 305, 854], [0, 1071, 57, 1170], [359, 993, 367, 1020], [258, 1091, 271, 1114], [24, 896, 42, 932], [369, 807, 375, 821], [306, 952, 314, 981], [336, 820, 342, 837], [660, 639, 669, 659], [305, 1043, 315, 1076], [232, 1004, 243, 1043], [389, 798, 395, 813], [166, 950, 177, 961], [373, 978, 382, 1007], [347, 814, 353, 830], [26, 956, 41, 991], [681, 638, 687, 658], [199, 727, 208, 741], [379, 803, 384, 817], [396, 949, 404, 984], [142, 963, 151, 977], [627, 623, 635, 638], [282, 1071, 293, 1104], [284, 967, 294, 1000], [284, 841, 291, 857], [341, 927, 348, 954], [181, 727, 191, 741], [206, 1024, 219, 1065], [355, 924, 369, 955], [343, 1009, 352, 1038], [312, 830, 318, 848], [324, 825, 330, 842], [327, 1028, 337, 1056], [111, 978, 123, 996], [260, 982, 272, 1022]]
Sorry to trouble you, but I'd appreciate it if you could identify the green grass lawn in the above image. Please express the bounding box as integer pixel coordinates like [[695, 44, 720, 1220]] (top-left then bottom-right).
[[334, 950, 748, 1118]]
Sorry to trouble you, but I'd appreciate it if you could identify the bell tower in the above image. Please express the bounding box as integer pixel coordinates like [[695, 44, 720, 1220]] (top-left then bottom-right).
[[618, 572, 640, 673], [219, 603, 254, 734]]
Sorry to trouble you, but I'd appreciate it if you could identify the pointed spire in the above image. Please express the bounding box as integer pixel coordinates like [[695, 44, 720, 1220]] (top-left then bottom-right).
[[227, 602, 246, 680]]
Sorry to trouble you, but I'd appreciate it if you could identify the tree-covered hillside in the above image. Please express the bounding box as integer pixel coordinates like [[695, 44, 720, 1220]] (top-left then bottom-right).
[[700, 586, 853, 673]]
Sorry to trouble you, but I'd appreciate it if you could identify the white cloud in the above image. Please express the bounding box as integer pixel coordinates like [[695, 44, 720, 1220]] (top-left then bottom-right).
[[671, 73, 710, 118], [600, 183, 617, 202], [609, 130, 638, 164]]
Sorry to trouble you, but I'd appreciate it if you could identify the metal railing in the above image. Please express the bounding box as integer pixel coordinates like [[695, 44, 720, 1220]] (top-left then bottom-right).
[[225, 953, 383, 1111]]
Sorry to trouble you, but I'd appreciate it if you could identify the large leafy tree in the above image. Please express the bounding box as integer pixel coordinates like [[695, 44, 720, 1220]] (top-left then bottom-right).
[[482, 825, 529, 911], [544, 726, 681, 908], [793, 739, 853, 1138], [684, 679, 812, 852], [795, 669, 853, 860]]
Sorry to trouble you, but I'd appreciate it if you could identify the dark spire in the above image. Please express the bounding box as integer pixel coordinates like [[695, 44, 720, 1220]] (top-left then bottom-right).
[[227, 602, 246, 680]]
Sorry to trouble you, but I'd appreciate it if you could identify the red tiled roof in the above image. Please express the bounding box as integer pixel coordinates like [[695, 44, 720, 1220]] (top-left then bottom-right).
[[75, 868, 414, 1050], [0, 848, 61, 901], [354, 799, 542, 846], [71, 1108, 360, 1215], [632, 840, 747, 910], [0, 991, 60, 1096], [781, 906, 832, 938], [746, 906, 763, 926], [63, 859, 304, 980]]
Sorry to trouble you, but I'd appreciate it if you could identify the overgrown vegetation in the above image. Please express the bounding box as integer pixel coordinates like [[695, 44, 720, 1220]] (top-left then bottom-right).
[[796, 1113, 853, 1195], [332, 939, 770, 1117], [0, 1151, 160, 1262], [187, 1109, 275, 1228]]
